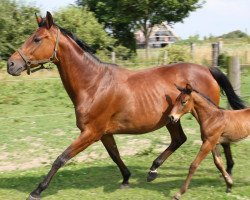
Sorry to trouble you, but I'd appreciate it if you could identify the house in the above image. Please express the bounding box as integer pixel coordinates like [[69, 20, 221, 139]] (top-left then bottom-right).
[[135, 22, 179, 48]]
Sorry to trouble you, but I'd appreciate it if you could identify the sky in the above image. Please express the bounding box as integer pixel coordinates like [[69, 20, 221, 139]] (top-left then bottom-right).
[[21, 0, 250, 39]]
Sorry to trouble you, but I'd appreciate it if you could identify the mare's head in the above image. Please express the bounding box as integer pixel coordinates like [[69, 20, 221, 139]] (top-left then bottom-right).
[[169, 84, 194, 123], [7, 12, 60, 76]]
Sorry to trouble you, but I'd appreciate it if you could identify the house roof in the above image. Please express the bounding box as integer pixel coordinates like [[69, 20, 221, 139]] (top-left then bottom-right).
[[135, 22, 179, 44]]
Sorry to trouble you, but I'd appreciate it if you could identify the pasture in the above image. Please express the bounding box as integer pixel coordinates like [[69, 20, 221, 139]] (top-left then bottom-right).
[[0, 68, 250, 200]]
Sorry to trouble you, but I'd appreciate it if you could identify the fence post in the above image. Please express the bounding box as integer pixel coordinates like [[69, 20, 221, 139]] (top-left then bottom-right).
[[190, 42, 195, 61], [218, 40, 223, 55], [228, 56, 241, 96], [163, 51, 168, 65], [212, 42, 219, 67], [111, 52, 116, 64], [245, 51, 248, 64]]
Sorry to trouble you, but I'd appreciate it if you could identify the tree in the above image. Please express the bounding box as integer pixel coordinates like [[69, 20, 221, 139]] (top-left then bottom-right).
[[220, 30, 249, 39], [0, 0, 39, 60], [77, 0, 203, 55], [54, 6, 115, 52]]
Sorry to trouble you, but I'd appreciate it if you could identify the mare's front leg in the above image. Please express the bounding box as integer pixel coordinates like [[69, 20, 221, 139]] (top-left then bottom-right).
[[101, 134, 131, 188], [27, 128, 101, 200], [212, 145, 233, 193], [172, 140, 214, 200], [147, 121, 187, 182]]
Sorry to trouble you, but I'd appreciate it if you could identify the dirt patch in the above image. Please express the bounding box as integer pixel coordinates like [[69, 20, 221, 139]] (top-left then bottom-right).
[[0, 157, 51, 171], [0, 138, 153, 171]]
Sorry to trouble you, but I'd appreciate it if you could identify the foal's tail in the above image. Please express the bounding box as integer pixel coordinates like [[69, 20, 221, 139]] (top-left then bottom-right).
[[209, 67, 246, 110]]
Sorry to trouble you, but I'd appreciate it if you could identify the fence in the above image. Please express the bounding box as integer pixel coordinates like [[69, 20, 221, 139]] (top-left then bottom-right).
[[96, 42, 250, 69]]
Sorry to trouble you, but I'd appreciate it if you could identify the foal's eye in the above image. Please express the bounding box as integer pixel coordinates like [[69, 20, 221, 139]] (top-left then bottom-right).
[[34, 37, 41, 43], [181, 100, 188, 106]]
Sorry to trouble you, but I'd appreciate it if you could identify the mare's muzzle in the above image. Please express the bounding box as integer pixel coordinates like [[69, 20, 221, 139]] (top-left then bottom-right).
[[7, 59, 26, 76]]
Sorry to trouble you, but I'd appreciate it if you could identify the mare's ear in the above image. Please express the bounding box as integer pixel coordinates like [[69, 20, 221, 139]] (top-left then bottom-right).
[[35, 13, 43, 26], [185, 84, 193, 94], [45, 11, 54, 29], [174, 84, 184, 92]]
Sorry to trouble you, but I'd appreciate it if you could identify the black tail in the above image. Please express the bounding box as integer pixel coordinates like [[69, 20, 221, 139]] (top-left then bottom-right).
[[209, 67, 246, 110]]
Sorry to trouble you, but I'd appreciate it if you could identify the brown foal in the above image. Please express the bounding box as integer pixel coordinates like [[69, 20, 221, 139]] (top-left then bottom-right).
[[169, 84, 249, 199], [7, 12, 245, 200]]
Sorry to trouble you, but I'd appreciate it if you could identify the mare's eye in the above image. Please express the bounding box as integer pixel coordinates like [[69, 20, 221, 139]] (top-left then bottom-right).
[[34, 37, 41, 43]]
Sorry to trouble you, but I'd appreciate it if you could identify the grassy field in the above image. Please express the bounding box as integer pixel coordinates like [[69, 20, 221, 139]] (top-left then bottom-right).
[[0, 67, 250, 200]]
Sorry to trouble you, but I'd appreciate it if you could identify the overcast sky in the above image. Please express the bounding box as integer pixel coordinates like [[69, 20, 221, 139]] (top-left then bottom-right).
[[22, 0, 250, 39]]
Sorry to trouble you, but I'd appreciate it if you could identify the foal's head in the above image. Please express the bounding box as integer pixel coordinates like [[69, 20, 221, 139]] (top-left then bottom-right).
[[169, 84, 194, 123], [7, 12, 59, 76]]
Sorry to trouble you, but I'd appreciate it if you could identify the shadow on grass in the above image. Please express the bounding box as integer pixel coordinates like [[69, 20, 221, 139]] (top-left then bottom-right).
[[0, 163, 244, 199]]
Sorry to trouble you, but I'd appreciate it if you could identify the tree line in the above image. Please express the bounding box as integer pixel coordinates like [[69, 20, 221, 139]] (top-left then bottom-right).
[[0, 0, 202, 60]]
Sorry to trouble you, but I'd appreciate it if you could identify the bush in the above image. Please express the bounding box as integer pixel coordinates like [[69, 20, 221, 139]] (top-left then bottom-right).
[[161, 45, 191, 64], [218, 53, 229, 68], [113, 45, 134, 60]]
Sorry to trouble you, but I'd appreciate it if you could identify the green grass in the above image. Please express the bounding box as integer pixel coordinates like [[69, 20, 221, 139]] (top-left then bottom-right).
[[0, 69, 250, 200]]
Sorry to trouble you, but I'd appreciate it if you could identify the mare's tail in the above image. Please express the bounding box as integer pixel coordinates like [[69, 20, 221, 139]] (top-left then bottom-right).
[[209, 67, 246, 110]]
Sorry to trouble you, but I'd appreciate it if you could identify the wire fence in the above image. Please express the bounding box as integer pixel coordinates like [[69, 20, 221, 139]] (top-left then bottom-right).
[[99, 42, 250, 67]]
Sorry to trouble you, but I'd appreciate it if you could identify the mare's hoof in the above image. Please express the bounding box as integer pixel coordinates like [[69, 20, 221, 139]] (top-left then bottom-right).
[[120, 183, 130, 189], [27, 194, 41, 200], [147, 171, 158, 182]]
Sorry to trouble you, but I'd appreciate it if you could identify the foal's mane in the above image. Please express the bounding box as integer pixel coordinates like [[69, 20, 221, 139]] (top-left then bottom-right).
[[192, 89, 222, 109], [38, 18, 117, 67]]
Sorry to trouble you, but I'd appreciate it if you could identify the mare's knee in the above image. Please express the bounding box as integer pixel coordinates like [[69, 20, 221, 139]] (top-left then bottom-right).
[[52, 153, 69, 169]]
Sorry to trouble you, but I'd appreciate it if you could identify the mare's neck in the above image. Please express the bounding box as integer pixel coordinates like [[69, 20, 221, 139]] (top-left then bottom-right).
[[55, 35, 109, 106], [192, 92, 222, 124]]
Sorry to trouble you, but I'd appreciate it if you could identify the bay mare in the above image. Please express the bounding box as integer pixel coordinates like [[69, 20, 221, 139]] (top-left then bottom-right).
[[7, 12, 245, 200], [169, 84, 249, 199]]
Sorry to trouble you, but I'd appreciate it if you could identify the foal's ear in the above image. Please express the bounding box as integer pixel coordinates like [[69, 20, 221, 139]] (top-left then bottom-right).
[[174, 84, 185, 92], [45, 11, 54, 29], [185, 84, 193, 94], [35, 13, 43, 26]]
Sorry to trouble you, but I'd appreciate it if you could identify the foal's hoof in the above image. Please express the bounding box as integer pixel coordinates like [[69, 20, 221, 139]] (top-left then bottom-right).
[[27, 194, 41, 200], [147, 170, 158, 182], [120, 183, 130, 189], [172, 193, 181, 200], [226, 187, 232, 193]]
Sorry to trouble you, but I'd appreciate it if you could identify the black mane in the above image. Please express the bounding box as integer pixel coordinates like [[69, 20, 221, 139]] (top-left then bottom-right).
[[57, 25, 97, 57], [193, 89, 224, 109], [38, 18, 116, 66]]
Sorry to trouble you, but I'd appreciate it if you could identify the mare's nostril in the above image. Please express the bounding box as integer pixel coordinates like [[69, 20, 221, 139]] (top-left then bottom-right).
[[10, 62, 14, 67], [7, 61, 14, 68]]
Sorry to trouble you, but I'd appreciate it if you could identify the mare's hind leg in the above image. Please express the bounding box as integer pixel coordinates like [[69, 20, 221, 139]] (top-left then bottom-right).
[[147, 121, 187, 182], [221, 143, 234, 177], [212, 145, 233, 193], [101, 134, 131, 188], [27, 129, 101, 200]]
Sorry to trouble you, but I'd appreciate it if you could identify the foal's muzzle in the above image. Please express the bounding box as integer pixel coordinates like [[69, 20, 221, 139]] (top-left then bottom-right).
[[7, 59, 25, 76], [168, 115, 179, 123]]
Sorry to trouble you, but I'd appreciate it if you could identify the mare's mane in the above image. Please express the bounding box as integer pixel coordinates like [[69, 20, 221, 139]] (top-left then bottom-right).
[[38, 18, 117, 67]]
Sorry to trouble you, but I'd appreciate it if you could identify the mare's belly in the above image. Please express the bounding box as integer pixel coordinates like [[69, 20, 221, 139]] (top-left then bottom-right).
[[106, 102, 170, 134]]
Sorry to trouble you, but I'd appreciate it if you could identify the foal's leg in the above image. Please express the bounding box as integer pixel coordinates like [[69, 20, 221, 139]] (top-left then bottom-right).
[[27, 129, 100, 200], [221, 143, 234, 177], [212, 145, 233, 193], [101, 134, 131, 188], [147, 121, 187, 182], [172, 140, 213, 200]]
